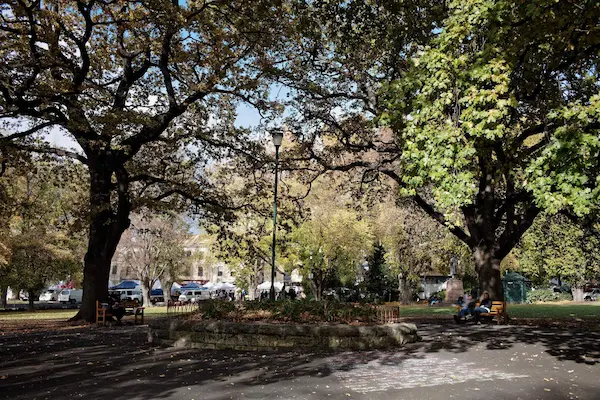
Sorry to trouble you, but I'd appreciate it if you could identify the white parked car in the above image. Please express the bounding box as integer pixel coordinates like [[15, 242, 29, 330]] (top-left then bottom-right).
[[58, 289, 83, 304], [178, 290, 210, 303], [111, 289, 143, 304], [39, 289, 60, 302], [584, 288, 600, 301]]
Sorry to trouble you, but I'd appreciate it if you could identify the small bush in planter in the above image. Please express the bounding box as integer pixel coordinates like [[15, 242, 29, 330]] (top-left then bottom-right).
[[192, 299, 384, 324]]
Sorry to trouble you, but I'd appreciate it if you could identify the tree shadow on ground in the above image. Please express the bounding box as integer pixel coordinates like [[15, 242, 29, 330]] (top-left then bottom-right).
[[0, 319, 599, 399], [0, 325, 341, 399], [409, 320, 600, 365]]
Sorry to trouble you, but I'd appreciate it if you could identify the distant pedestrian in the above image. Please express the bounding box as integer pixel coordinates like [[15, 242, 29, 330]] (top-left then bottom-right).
[[278, 287, 288, 300], [288, 288, 297, 300]]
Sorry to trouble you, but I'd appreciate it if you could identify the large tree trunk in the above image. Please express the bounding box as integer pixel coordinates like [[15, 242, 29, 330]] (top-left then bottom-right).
[[572, 287, 584, 302], [79, 242, 114, 321], [398, 275, 412, 304], [307, 269, 323, 300], [1, 284, 8, 308], [74, 164, 130, 322], [28, 292, 34, 311], [474, 245, 504, 301]]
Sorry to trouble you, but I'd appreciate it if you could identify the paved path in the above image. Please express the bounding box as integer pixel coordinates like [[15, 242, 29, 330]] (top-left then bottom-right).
[[1, 322, 599, 400]]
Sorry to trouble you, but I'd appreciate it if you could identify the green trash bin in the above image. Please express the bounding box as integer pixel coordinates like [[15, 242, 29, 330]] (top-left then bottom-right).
[[502, 272, 531, 304]]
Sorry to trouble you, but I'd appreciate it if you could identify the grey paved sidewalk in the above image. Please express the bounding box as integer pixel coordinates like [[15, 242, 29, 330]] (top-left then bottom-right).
[[0, 322, 599, 400]]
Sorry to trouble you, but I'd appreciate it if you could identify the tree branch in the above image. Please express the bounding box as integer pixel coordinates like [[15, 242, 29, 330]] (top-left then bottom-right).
[[0, 121, 61, 142], [378, 168, 472, 246], [4, 143, 87, 164], [159, 28, 177, 108], [496, 205, 540, 259]]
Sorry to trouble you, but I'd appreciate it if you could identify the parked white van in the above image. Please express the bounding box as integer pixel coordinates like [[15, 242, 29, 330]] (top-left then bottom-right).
[[39, 289, 60, 302], [178, 290, 210, 303], [111, 289, 143, 304], [58, 289, 83, 304]]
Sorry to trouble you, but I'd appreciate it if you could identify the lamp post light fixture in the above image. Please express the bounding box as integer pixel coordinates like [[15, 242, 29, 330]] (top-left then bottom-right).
[[270, 129, 283, 301]]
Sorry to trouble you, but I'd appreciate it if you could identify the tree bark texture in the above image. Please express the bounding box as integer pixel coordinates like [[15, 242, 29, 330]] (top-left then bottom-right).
[[398, 275, 412, 304], [474, 246, 503, 301], [0, 285, 8, 308], [141, 280, 152, 307], [573, 287, 584, 302], [163, 282, 174, 303], [75, 164, 130, 322]]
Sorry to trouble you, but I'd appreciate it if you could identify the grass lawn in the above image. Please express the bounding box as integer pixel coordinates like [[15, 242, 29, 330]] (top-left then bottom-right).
[[399, 303, 600, 319], [0, 306, 169, 321], [2, 303, 599, 326], [504, 303, 600, 319]]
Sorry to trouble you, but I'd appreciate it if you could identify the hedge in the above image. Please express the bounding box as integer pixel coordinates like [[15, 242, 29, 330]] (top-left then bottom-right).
[[526, 289, 573, 303]]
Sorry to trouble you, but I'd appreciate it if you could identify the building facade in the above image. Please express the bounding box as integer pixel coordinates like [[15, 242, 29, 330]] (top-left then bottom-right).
[[109, 234, 235, 286], [181, 234, 236, 284], [109, 233, 303, 292]]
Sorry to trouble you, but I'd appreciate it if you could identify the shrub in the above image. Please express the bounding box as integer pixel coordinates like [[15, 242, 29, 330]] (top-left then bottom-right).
[[191, 299, 384, 324], [526, 289, 573, 303], [198, 299, 236, 319]]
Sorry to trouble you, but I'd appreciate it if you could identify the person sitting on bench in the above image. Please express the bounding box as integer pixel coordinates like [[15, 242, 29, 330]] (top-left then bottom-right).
[[472, 291, 492, 324], [454, 293, 475, 323], [107, 294, 125, 325]]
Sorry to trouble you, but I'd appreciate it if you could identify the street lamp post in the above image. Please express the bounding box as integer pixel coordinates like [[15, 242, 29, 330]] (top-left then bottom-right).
[[270, 129, 283, 301]]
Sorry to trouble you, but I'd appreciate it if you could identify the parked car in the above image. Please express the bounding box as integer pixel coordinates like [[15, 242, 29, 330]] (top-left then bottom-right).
[[39, 289, 60, 302], [113, 289, 143, 304], [108, 289, 123, 299], [58, 289, 83, 304], [178, 290, 210, 303], [584, 288, 600, 301]]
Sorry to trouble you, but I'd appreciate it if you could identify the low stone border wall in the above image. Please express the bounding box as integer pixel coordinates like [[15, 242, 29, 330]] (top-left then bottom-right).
[[148, 318, 420, 350]]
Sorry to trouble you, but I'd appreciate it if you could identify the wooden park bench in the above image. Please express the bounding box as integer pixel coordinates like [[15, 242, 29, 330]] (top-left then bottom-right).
[[455, 300, 508, 325], [96, 300, 145, 325]]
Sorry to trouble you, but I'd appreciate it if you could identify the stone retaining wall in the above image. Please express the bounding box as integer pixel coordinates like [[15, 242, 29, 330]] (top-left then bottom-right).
[[148, 318, 420, 350]]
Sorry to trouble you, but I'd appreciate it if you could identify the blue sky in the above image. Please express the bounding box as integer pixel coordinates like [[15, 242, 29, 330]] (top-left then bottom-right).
[[234, 103, 263, 129]]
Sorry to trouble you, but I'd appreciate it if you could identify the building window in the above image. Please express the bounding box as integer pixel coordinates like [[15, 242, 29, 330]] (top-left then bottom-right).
[[198, 267, 204, 277], [218, 266, 223, 277], [111, 265, 117, 275]]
